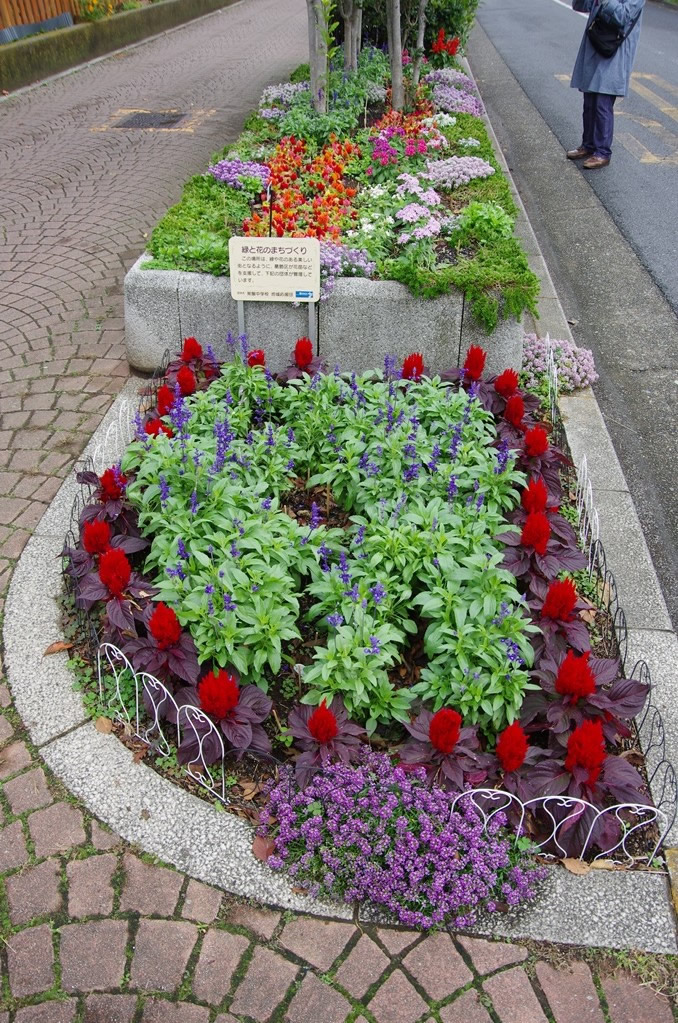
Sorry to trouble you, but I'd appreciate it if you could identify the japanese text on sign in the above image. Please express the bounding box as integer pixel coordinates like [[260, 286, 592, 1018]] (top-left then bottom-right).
[[228, 237, 320, 303]]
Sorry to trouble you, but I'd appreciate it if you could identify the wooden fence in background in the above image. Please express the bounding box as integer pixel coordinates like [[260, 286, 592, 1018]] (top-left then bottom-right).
[[0, 0, 78, 29]]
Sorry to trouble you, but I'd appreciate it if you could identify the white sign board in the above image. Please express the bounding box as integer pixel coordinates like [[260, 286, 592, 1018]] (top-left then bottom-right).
[[228, 236, 320, 303]]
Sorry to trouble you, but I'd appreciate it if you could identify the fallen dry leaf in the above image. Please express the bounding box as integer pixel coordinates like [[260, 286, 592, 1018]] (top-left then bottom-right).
[[94, 717, 113, 734], [561, 857, 591, 876], [132, 747, 148, 763], [239, 781, 260, 801], [43, 641, 73, 656], [252, 835, 275, 862], [140, 808, 151, 820], [590, 859, 618, 870]]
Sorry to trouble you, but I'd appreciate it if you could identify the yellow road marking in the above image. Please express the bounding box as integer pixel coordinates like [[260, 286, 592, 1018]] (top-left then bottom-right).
[[616, 110, 678, 152], [616, 130, 678, 164], [633, 73, 678, 100], [555, 74, 571, 82], [629, 78, 678, 123]]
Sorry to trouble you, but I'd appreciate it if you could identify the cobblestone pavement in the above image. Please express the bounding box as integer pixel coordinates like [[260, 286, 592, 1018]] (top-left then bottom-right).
[[0, 4, 676, 1022]]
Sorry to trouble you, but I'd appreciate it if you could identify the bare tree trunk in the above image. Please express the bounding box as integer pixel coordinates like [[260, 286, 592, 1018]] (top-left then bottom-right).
[[306, 0, 328, 113], [387, 0, 404, 111], [340, 0, 353, 71], [351, 3, 362, 70], [411, 0, 428, 90]]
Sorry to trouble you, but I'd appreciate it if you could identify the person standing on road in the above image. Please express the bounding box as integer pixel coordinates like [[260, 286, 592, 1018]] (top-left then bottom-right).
[[567, 0, 645, 169]]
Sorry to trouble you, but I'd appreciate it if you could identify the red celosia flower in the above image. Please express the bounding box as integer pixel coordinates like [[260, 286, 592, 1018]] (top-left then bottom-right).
[[463, 345, 486, 381], [82, 519, 112, 556], [197, 669, 240, 720], [247, 349, 266, 367], [541, 578, 578, 621], [504, 394, 525, 429], [181, 337, 202, 362], [494, 369, 519, 397], [157, 384, 174, 417], [429, 708, 461, 754], [496, 721, 528, 773], [307, 700, 339, 744], [99, 467, 127, 501], [145, 419, 174, 438], [565, 718, 606, 786], [524, 425, 549, 457], [432, 28, 446, 53], [148, 603, 182, 650], [521, 477, 549, 514], [520, 511, 551, 556], [177, 367, 197, 396], [446, 36, 460, 55], [294, 337, 314, 371], [402, 352, 424, 381], [98, 548, 131, 598], [555, 650, 596, 702]]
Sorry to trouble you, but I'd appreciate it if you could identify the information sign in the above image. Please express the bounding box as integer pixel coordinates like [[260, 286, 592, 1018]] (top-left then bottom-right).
[[228, 237, 321, 303]]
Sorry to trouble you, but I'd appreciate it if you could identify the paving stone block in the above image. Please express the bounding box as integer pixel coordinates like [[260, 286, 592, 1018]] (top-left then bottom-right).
[[181, 879, 222, 923], [120, 853, 183, 916], [91, 819, 121, 849], [403, 931, 473, 1000], [335, 935, 390, 998], [13, 1002, 77, 1022], [457, 936, 528, 975], [226, 903, 280, 939], [0, 740, 32, 779], [0, 818, 29, 871], [601, 974, 674, 1023], [130, 919, 198, 992], [0, 683, 10, 706], [66, 853, 116, 917], [60, 920, 129, 992], [192, 928, 249, 1004], [7, 923, 55, 997], [285, 972, 351, 1023], [0, 714, 14, 742], [141, 1002, 210, 1023], [440, 988, 493, 1023], [229, 947, 298, 1022], [4, 766, 53, 815], [483, 967, 548, 1023], [7, 858, 62, 925], [28, 802, 86, 857], [84, 994, 138, 1023], [375, 928, 420, 956], [278, 916, 354, 970], [535, 961, 605, 1022], [368, 969, 429, 1023]]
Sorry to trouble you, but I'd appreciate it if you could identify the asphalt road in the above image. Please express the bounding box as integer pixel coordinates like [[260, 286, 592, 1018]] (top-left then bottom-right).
[[467, 1, 678, 632]]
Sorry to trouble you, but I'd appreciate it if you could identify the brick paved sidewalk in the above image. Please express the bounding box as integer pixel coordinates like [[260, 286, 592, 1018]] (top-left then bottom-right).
[[0, 719, 675, 1022], [0, 4, 676, 1022]]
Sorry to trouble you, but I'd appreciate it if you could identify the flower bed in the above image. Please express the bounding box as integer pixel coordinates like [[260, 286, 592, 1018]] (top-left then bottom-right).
[[142, 50, 538, 335], [63, 336, 663, 928]]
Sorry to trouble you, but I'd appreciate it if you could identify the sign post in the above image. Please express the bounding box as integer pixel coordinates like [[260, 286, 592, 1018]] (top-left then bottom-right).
[[228, 237, 321, 347]]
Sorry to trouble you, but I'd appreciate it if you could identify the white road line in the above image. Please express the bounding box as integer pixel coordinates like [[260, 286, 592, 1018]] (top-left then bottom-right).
[[550, 0, 589, 17]]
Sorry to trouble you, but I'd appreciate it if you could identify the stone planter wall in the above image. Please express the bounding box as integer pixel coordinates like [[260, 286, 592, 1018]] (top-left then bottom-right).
[[124, 254, 523, 375]]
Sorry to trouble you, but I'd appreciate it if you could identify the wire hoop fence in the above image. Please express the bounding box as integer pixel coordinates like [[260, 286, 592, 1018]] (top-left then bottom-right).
[[59, 348, 677, 865]]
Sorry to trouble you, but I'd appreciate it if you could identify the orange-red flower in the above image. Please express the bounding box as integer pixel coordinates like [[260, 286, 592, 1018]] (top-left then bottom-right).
[[524, 425, 549, 457], [98, 548, 131, 598], [429, 708, 461, 754], [521, 478, 549, 514], [181, 337, 202, 361], [197, 669, 240, 720], [157, 384, 174, 418], [496, 721, 528, 773], [565, 719, 605, 786], [463, 345, 486, 381], [555, 650, 596, 702], [148, 603, 182, 650], [402, 352, 424, 380], [494, 369, 519, 397], [247, 349, 266, 367], [82, 519, 111, 556], [294, 337, 313, 370], [541, 578, 578, 620], [520, 511, 551, 555], [177, 367, 197, 396], [504, 394, 525, 429], [307, 700, 339, 744]]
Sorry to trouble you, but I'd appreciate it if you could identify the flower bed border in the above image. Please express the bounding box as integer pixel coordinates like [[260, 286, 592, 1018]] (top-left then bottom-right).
[[124, 254, 524, 375]]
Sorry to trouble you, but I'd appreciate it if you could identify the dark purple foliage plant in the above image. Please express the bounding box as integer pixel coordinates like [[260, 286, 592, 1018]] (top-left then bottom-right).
[[287, 698, 365, 787], [398, 707, 490, 790]]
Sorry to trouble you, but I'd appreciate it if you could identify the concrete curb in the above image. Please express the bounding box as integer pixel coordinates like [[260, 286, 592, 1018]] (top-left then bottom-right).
[[4, 64, 678, 954]]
